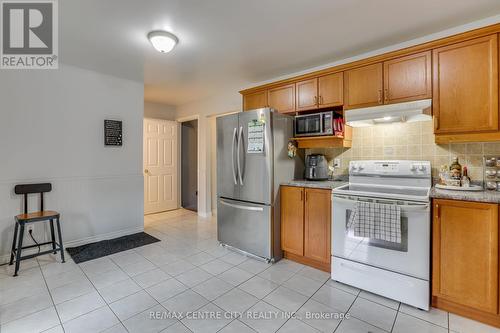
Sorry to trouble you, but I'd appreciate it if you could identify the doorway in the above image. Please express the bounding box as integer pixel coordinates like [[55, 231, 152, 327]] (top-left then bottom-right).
[[181, 119, 198, 212], [143, 118, 178, 214]]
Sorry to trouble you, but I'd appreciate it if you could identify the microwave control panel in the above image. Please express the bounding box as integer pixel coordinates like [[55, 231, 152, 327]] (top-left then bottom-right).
[[323, 113, 333, 134]]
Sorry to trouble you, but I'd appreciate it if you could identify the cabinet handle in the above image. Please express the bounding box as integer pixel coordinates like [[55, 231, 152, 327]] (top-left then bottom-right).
[[435, 204, 440, 218], [384, 89, 389, 102], [434, 116, 439, 130], [378, 90, 382, 104], [300, 191, 303, 201], [314, 96, 318, 105], [319, 95, 323, 105]]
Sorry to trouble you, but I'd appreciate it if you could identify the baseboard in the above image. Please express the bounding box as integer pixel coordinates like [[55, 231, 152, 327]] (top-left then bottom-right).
[[64, 226, 145, 248], [432, 296, 500, 328], [0, 226, 144, 265], [198, 211, 212, 218]]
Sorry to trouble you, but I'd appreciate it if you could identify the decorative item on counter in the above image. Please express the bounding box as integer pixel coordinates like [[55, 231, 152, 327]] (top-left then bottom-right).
[[483, 156, 500, 190], [435, 163, 483, 191], [485, 157, 497, 167], [487, 181, 498, 190], [287, 140, 298, 158], [448, 157, 462, 187], [485, 168, 497, 179], [438, 165, 449, 185], [461, 167, 471, 188]]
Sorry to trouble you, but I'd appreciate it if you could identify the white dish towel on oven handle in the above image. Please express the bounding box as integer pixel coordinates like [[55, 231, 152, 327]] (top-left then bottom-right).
[[347, 201, 402, 243]]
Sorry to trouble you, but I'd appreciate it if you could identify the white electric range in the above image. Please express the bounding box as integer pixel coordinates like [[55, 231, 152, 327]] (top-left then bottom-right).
[[332, 160, 431, 310]]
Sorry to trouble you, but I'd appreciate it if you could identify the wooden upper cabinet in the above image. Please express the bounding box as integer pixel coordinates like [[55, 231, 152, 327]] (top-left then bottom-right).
[[304, 188, 331, 264], [243, 90, 268, 111], [280, 186, 304, 256], [433, 34, 499, 134], [432, 199, 498, 314], [383, 51, 431, 104], [296, 78, 318, 111], [344, 63, 383, 109], [268, 84, 295, 113], [318, 72, 343, 107]]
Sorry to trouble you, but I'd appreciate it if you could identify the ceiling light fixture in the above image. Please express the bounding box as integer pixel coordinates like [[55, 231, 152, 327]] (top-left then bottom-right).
[[148, 31, 178, 53]]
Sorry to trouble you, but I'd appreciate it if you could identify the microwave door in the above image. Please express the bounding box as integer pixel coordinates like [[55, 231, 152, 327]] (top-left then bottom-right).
[[295, 114, 321, 136], [295, 117, 307, 136]]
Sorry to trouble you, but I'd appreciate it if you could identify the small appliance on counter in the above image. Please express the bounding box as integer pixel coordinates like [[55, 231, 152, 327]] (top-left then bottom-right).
[[305, 154, 328, 180]]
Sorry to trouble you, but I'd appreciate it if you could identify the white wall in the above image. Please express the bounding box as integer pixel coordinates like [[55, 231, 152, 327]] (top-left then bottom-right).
[[0, 64, 144, 263], [144, 101, 176, 120]]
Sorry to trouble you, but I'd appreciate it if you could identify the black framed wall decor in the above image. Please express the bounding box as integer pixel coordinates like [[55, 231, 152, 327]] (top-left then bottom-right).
[[104, 120, 123, 146]]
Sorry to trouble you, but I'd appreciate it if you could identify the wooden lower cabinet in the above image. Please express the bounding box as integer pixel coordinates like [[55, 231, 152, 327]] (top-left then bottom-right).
[[281, 186, 304, 256], [280, 186, 331, 272], [432, 199, 500, 327]]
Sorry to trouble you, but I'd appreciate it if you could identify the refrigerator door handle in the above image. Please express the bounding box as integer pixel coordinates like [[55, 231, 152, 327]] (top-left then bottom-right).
[[220, 199, 264, 211], [231, 127, 238, 185], [237, 126, 244, 185]]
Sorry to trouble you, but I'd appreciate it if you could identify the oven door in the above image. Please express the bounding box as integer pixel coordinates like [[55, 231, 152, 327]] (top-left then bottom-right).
[[294, 113, 322, 137], [332, 194, 430, 280]]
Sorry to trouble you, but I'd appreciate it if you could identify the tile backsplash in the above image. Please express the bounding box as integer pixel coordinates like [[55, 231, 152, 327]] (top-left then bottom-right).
[[306, 120, 500, 182]]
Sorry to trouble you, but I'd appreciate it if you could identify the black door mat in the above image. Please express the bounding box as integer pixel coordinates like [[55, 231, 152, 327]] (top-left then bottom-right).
[[66, 232, 160, 264]]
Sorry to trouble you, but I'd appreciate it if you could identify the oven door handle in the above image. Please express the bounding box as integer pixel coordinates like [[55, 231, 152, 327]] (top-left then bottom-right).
[[333, 195, 429, 211], [403, 204, 430, 211]]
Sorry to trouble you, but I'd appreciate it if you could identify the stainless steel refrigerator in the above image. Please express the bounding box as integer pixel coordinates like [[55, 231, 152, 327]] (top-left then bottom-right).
[[216, 108, 303, 262]]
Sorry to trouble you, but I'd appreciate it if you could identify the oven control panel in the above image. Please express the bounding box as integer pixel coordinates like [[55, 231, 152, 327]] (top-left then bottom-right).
[[375, 162, 399, 172], [349, 160, 431, 176]]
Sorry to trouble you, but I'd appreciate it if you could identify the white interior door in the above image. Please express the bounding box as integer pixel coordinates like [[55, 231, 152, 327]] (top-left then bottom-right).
[[144, 118, 178, 214]]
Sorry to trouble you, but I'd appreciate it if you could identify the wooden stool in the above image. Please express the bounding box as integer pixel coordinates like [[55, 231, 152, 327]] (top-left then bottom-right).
[[9, 183, 65, 276]]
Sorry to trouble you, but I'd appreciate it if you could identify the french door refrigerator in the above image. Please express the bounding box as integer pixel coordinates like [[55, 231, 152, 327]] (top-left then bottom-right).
[[217, 108, 302, 262]]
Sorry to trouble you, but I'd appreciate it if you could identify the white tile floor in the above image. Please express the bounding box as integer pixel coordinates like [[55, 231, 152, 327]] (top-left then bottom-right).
[[1, 208, 499, 333]]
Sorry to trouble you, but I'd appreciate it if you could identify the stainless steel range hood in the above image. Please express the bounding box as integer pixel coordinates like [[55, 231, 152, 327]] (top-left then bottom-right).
[[345, 99, 432, 127]]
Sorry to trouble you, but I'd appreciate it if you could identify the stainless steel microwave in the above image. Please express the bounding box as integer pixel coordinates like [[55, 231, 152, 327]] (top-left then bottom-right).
[[294, 111, 334, 137]]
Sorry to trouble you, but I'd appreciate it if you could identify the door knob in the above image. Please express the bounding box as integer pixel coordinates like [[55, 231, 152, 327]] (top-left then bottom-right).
[[144, 169, 150, 175]]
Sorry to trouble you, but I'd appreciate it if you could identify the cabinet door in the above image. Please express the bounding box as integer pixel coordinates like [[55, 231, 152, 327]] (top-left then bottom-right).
[[383, 51, 431, 104], [433, 199, 498, 314], [243, 91, 268, 111], [344, 63, 383, 109], [296, 78, 318, 111], [433, 35, 498, 134], [318, 72, 343, 107], [304, 188, 331, 264], [281, 186, 304, 256], [268, 84, 295, 113]]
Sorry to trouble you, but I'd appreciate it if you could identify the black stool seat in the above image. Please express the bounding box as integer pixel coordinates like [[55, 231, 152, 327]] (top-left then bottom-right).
[[16, 210, 60, 223], [10, 183, 65, 276]]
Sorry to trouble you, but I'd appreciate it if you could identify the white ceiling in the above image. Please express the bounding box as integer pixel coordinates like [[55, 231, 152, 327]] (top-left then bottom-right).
[[60, 0, 500, 106]]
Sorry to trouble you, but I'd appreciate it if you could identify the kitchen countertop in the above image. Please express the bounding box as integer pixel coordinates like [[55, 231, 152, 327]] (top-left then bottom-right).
[[281, 179, 347, 190], [430, 186, 500, 204]]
